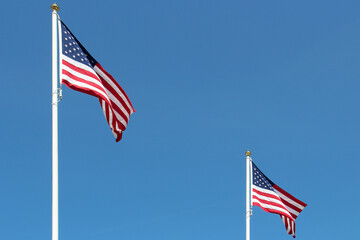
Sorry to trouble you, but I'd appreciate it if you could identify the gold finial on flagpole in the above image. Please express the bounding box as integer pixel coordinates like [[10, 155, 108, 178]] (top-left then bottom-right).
[[51, 3, 60, 12], [245, 150, 251, 156]]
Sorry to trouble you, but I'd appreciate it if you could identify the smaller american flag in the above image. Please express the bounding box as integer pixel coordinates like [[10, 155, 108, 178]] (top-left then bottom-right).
[[59, 20, 135, 142], [251, 161, 307, 238]]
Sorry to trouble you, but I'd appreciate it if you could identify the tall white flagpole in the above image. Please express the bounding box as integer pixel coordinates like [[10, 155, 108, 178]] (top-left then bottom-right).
[[51, 3, 60, 240], [245, 150, 252, 240]]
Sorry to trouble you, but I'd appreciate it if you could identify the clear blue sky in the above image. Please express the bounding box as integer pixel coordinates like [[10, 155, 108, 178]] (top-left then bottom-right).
[[1, 0, 359, 239]]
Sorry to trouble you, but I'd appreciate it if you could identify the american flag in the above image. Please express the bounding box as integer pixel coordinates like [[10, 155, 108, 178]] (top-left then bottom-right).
[[59, 20, 135, 142], [251, 161, 307, 238]]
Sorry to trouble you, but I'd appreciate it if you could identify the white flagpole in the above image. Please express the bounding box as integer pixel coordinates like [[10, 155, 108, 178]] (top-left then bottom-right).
[[51, 3, 60, 240], [245, 150, 252, 240]]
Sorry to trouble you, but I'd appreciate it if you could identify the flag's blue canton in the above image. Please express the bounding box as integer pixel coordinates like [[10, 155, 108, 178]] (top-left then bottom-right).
[[252, 163, 275, 191], [60, 22, 97, 68]]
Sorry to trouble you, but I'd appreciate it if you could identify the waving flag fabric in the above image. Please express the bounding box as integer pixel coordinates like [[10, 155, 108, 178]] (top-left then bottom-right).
[[251, 161, 307, 238], [59, 20, 135, 142]]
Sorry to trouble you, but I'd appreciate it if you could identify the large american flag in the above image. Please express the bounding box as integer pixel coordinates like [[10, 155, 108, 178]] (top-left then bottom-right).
[[59, 20, 135, 142], [251, 161, 307, 238]]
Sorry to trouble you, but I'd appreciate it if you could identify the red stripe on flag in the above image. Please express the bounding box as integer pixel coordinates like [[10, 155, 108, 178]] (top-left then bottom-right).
[[95, 63, 135, 112], [252, 196, 294, 220], [98, 75, 132, 116], [110, 109, 126, 131], [252, 202, 293, 220], [62, 78, 109, 105], [63, 59, 100, 81], [252, 188, 282, 202], [99, 99, 125, 140], [62, 69, 107, 97], [97, 77, 131, 121], [273, 184, 307, 207], [281, 198, 302, 218]]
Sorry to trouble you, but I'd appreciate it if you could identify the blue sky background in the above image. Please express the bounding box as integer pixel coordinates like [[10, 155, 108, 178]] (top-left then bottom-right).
[[1, 0, 359, 239]]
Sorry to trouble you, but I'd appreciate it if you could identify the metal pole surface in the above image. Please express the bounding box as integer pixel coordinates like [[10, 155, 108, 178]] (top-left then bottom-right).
[[245, 150, 251, 240], [51, 3, 60, 240]]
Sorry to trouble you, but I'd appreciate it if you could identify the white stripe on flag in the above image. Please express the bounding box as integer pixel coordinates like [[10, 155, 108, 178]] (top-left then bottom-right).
[[251, 199, 293, 218], [274, 189, 306, 211], [94, 65, 134, 113]]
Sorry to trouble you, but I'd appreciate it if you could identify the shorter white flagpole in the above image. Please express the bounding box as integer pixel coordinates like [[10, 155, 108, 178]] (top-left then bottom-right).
[[51, 3, 60, 240], [245, 150, 252, 240]]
